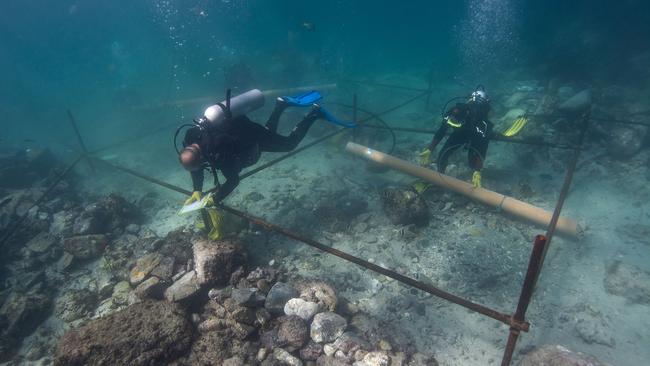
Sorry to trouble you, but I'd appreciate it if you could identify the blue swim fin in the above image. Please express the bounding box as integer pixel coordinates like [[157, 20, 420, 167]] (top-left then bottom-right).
[[319, 107, 357, 128], [282, 90, 323, 107]]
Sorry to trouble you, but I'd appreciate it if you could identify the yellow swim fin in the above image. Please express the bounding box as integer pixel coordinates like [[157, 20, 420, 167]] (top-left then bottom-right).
[[502, 116, 528, 137]]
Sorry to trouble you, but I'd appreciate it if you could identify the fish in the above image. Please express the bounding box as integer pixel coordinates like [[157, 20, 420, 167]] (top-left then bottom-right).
[[23, 139, 35, 143], [301, 21, 315, 32]]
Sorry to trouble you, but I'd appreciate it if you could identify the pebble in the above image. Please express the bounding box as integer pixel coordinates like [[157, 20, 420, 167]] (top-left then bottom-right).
[[285, 298, 321, 321], [323, 344, 336, 356], [273, 348, 303, 366], [310, 312, 347, 343], [257, 347, 268, 362]]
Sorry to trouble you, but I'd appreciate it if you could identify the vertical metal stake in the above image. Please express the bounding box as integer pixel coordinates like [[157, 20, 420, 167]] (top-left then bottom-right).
[[501, 235, 548, 366], [66, 109, 95, 172]]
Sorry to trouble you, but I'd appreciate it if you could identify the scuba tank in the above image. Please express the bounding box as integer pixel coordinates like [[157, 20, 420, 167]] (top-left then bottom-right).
[[202, 89, 265, 129], [174, 88, 266, 154]]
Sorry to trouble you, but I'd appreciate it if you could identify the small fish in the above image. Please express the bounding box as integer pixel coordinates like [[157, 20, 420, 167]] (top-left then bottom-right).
[[301, 21, 315, 32], [23, 139, 35, 143]]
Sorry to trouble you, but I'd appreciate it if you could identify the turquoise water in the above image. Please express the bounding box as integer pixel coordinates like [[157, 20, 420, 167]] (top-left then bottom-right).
[[1, 1, 649, 365], [3, 0, 645, 146]]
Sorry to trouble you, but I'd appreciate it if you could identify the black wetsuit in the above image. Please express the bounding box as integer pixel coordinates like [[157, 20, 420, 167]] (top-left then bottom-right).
[[428, 101, 493, 173], [184, 103, 318, 202]]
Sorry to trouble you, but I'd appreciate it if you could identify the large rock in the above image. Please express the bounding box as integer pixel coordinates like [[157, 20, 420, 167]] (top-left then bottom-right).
[[150, 256, 175, 282], [604, 261, 650, 304], [558, 89, 592, 114], [25, 232, 57, 254], [606, 124, 648, 160], [62, 234, 107, 260], [518, 344, 607, 366], [129, 252, 162, 285], [72, 212, 103, 235], [380, 187, 429, 226], [54, 300, 192, 366], [54, 289, 98, 323], [295, 281, 338, 311], [193, 238, 247, 286], [278, 315, 309, 352], [231, 287, 266, 307], [311, 312, 347, 343], [0, 288, 52, 340], [164, 271, 201, 303], [0, 287, 52, 361], [72, 194, 142, 235], [265, 282, 299, 315], [133, 277, 163, 300]]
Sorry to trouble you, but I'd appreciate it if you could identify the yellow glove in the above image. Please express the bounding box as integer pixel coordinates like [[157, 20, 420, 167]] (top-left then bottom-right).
[[418, 148, 433, 166], [185, 191, 202, 206], [472, 171, 482, 189]]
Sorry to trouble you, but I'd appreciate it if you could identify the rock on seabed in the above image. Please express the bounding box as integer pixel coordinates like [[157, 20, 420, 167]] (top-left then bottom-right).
[[54, 300, 193, 366]]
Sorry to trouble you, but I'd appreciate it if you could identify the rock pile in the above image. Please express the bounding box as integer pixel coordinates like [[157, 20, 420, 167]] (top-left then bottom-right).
[[51, 233, 438, 365], [0, 148, 147, 363]]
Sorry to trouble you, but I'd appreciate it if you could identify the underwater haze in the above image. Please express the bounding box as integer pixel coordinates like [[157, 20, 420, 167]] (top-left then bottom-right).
[[1, 1, 650, 365]]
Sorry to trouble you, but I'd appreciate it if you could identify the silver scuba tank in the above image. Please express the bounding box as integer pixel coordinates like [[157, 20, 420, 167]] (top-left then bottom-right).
[[202, 89, 265, 129]]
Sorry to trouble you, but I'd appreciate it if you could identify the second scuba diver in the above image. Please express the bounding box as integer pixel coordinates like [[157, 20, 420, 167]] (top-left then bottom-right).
[[419, 86, 494, 188]]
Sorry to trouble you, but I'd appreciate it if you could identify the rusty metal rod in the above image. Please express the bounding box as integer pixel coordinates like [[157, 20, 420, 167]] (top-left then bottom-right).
[[514, 235, 549, 319], [0, 154, 84, 249], [500, 235, 548, 366], [501, 329, 521, 366], [219, 204, 529, 331], [541, 114, 590, 267], [90, 157, 192, 196], [500, 114, 590, 366], [94, 156, 529, 332], [66, 109, 95, 172]]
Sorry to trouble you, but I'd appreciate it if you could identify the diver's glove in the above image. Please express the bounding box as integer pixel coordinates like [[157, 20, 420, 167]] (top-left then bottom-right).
[[472, 171, 482, 189], [185, 191, 202, 206], [418, 148, 433, 166]]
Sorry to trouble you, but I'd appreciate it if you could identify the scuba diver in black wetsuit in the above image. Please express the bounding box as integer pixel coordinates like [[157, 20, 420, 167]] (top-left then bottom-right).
[[419, 86, 493, 188], [176, 89, 324, 239]]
